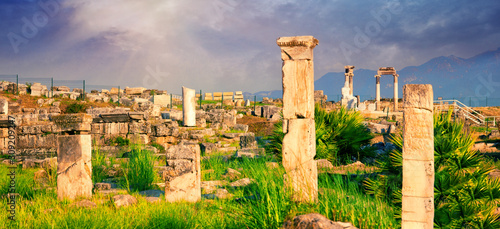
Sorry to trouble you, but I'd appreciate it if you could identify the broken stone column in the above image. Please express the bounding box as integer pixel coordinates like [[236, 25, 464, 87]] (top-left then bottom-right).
[[394, 74, 399, 112], [277, 36, 318, 202], [402, 84, 434, 229], [0, 98, 7, 115], [52, 114, 93, 200], [345, 65, 355, 96], [375, 75, 381, 111], [164, 142, 201, 202], [182, 86, 196, 127]]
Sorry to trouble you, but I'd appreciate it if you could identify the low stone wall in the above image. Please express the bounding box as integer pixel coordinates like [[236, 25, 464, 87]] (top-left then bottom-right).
[[0, 109, 239, 160]]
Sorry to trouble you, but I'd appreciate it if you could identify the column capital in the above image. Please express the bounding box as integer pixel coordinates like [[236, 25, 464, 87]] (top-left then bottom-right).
[[375, 75, 381, 78], [52, 114, 92, 134], [277, 36, 318, 60]]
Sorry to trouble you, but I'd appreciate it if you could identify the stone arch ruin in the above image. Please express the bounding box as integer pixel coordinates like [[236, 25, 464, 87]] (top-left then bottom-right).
[[374, 67, 399, 111]]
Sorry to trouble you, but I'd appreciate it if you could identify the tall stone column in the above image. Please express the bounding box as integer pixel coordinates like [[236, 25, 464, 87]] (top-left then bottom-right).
[[375, 75, 381, 111], [394, 74, 399, 111], [182, 86, 196, 127], [402, 84, 434, 229], [344, 73, 350, 89], [349, 74, 354, 96], [52, 114, 93, 200], [277, 36, 318, 202]]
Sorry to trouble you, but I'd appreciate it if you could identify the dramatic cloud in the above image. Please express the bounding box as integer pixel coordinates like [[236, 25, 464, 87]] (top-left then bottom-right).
[[1, 0, 499, 94]]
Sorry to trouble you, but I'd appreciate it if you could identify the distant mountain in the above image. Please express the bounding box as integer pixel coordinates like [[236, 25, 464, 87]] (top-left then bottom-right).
[[246, 47, 500, 102]]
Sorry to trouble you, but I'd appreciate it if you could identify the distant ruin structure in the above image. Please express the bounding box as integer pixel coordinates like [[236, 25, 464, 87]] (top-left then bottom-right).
[[375, 67, 399, 111], [341, 65, 357, 109]]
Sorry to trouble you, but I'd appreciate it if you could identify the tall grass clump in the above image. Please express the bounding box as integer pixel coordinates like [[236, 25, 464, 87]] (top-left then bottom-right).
[[232, 158, 293, 229], [267, 106, 373, 165], [122, 143, 157, 192], [318, 173, 399, 228], [364, 110, 500, 228], [92, 145, 107, 183]]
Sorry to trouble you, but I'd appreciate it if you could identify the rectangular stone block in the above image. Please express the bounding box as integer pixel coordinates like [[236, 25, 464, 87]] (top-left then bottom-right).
[[165, 143, 201, 202], [57, 135, 92, 200], [91, 123, 104, 134], [402, 196, 434, 226], [402, 160, 434, 197], [151, 94, 170, 107], [282, 118, 317, 202], [282, 60, 315, 119], [52, 114, 92, 133]]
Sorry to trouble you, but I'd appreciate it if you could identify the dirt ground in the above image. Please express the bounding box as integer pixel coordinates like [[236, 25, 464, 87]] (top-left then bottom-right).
[[237, 115, 275, 137], [474, 106, 500, 117]]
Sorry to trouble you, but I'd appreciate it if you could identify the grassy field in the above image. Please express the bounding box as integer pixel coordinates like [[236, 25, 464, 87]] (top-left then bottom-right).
[[0, 154, 398, 229]]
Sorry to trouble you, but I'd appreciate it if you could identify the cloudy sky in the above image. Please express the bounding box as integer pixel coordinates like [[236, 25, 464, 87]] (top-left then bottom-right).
[[1, 0, 500, 94]]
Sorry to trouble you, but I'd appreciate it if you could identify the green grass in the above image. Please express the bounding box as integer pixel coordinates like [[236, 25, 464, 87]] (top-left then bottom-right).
[[122, 144, 158, 192], [1, 151, 398, 228]]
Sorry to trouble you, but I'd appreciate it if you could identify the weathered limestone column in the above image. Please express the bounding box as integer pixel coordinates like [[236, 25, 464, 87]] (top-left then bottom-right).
[[277, 36, 318, 202], [182, 86, 196, 127], [52, 114, 93, 200], [164, 142, 201, 202], [349, 74, 354, 96], [375, 75, 381, 111], [394, 74, 399, 111], [0, 98, 8, 115], [345, 65, 355, 96], [402, 84, 434, 229]]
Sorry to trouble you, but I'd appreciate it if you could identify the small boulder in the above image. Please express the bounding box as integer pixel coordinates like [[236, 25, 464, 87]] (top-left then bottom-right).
[[229, 178, 254, 188], [223, 168, 241, 180], [316, 159, 334, 170], [94, 183, 112, 191], [283, 213, 358, 229], [112, 195, 137, 208]]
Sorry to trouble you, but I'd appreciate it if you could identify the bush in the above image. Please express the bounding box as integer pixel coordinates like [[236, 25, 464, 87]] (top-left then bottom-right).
[[266, 106, 373, 165], [65, 102, 87, 113], [364, 110, 500, 228], [112, 136, 130, 146], [122, 144, 157, 192]]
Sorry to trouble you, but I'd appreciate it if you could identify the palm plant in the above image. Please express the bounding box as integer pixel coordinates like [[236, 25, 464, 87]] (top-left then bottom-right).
[[266, 106, 373, 165], [364, 110, 500, 228]]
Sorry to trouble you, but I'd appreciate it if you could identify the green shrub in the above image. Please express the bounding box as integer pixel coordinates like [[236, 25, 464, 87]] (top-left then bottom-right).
[[266, 106, 373, 165], [65, 102, 87, 113], [122, 144, 157, 192], [112, 136, 130, 146], [364, 110, 500, 228]]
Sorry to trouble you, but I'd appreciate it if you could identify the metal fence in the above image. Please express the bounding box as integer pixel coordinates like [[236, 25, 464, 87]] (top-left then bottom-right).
[[439, 97, 500, 107]]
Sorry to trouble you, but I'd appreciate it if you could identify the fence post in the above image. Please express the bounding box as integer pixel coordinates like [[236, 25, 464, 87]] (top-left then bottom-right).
[[16, 74, 19, 95], [199, 90, 202, 109], [51, 77, 53, 98], [83, 80, 86, 100], [254, 95, 256, 113], [170, 94, 173, 109], [118, 86, 121, 105]]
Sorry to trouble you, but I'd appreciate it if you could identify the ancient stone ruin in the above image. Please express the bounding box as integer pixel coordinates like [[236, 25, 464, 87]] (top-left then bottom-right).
[[182, 87, 196, 127], [341, 65, 357, 109], [52, 113, 93, 200], [375, 67, 399, 111], [164, 142, 201, 202], [277, 35, 318, 202], [402, 84, 434, 228]]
